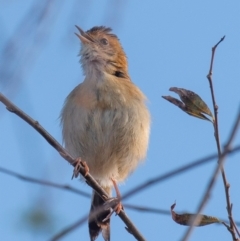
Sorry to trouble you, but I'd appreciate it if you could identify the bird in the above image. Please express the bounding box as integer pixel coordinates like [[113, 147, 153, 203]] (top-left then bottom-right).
[[61, 26, 150, 241]]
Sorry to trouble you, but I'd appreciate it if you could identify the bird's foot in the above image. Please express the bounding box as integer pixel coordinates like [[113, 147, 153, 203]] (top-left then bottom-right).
[[102, 197, 123, 222], [72, 158, 89, 179]]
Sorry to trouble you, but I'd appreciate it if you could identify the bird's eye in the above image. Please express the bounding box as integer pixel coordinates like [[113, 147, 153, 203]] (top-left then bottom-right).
[[100, 38, 109, 45]]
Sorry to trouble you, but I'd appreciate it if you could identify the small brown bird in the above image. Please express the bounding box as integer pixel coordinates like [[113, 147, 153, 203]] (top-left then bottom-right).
[[61, 26, 150, 241]]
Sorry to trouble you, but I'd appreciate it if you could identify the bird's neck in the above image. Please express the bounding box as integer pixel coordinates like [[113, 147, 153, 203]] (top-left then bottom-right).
[[82, 60, 128, 84], [81, 64, 131, 108]]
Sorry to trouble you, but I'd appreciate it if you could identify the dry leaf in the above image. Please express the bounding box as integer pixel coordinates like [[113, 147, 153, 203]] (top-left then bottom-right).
[[162, 87, 214, 122], [171, 202, 221, 226]]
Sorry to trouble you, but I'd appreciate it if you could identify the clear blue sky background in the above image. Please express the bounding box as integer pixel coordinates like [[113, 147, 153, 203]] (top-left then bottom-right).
[[0, 1, 240, 241]]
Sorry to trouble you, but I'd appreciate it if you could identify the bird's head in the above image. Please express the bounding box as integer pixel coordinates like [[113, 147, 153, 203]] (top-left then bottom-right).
[[75, 26, 128, 78]]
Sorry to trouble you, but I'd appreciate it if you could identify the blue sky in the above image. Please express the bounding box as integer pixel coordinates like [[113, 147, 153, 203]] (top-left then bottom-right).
[[0, 1, 240, 241]]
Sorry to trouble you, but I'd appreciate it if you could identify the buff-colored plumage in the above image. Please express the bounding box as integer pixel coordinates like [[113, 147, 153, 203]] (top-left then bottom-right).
[[61, 26, 150, 241]]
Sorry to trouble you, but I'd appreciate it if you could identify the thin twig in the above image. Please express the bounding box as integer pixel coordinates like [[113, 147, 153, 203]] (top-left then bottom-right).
[[3, 163, 240, 227], [0, 166, 168, 216], [181, 36, 240, 241], [121, 144, 240, 201], [207, 35, 238, 240], [0, 166, 91, 198], [1, 143, 240, 202], [181, 108, 240, 241], [49, 198, 120, 241], [49, 214, 88, 241], [0, 92, 146, 241], [2, 164, 240, 241], [124, 204, 169, 215], [230, 213, 240, 238], [0, 147, 238, 200]]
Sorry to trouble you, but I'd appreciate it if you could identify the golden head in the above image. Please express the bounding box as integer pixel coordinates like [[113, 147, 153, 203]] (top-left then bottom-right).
[[75, 26, 128, 78]]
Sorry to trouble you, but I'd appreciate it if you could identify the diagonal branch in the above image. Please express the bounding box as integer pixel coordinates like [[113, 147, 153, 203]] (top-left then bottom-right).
[[0, 92, 146, 241]]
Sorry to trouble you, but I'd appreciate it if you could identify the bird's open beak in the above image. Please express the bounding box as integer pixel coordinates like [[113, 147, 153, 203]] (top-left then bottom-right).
[[75, 25, 94, 44]]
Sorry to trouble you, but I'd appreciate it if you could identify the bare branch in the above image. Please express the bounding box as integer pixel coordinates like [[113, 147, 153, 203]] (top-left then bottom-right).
[[181, 36, 240, 241], [49, 214, 88, 241], [0, 166, 91, 198], [1, 141, 240, 203], [2, 163, 240, 241], [181, 108, 240, 240], [121, 144, 240, 201], [2, 165, 240, 226], [124, 204, 169, 216], [231, 218, 240, 238], [207, 35, 239, 240]]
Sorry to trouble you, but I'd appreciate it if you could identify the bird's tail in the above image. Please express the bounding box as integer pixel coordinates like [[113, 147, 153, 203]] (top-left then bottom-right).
[[89, 188, 111, 241]]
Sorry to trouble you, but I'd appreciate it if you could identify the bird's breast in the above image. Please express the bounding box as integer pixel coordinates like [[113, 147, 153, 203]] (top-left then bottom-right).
[[61, 79, 150, 185]]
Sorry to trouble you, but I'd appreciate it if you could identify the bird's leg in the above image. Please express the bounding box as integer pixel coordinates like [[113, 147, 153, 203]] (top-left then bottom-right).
[[72, 157, 89, 179], [102, 178, 123, 222], [111, 177, 123, 214]]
